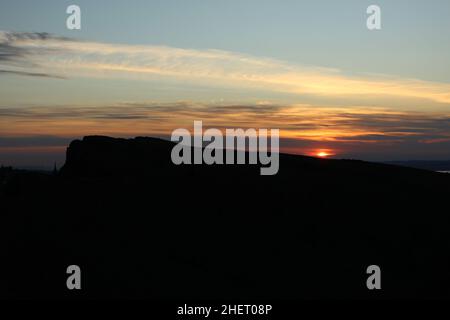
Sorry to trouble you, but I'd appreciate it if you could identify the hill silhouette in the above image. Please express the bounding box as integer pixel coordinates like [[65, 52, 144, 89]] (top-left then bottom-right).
[[2, 135, 450, 299]]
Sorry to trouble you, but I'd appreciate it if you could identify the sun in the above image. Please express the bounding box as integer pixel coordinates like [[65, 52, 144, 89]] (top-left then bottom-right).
[[316, 151, 330, 158]]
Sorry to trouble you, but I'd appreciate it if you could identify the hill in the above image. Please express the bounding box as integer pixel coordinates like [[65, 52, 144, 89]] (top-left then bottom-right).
[[385, 160, 450, 172], [2, 135, 450, 299]]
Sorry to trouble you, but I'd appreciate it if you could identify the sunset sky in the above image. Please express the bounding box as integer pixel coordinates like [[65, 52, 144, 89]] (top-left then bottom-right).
[[1, 0, 450, 167]]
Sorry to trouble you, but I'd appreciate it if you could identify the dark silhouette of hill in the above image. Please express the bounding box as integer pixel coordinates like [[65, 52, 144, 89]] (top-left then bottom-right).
[[385, 160, 450, 172], [2, 135, 450, 299]]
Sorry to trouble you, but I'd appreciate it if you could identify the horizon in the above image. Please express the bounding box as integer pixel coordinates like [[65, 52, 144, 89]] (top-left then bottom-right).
[[1, 0, 450, 167], [2, 134, 450, 172]]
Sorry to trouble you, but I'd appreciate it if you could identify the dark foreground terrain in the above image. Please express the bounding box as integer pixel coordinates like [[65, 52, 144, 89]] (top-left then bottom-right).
[[2, 136, 450, 299]]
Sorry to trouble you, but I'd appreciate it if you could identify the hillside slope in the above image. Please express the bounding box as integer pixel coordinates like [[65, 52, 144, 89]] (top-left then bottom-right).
[[2, 136, 450, 299]]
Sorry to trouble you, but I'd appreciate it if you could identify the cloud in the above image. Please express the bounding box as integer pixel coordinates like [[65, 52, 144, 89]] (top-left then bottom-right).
[[1, 102, 449, 142], [0, 43, 26, 62], [0, 135, 71, 147], [0, 31, 70, 78], [0, 69, 65, 79], [1, 31, 450, 105]]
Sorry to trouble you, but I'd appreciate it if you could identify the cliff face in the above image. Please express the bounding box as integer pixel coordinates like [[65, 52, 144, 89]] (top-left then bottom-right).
[[61, 136, 175, 177]]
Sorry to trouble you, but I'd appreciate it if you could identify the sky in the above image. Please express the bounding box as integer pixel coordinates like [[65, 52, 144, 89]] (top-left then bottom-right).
[[0, 0, 450, 167]]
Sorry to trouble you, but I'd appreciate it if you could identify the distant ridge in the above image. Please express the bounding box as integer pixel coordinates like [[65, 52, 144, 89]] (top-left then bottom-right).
[[385, 160, 450, 172]]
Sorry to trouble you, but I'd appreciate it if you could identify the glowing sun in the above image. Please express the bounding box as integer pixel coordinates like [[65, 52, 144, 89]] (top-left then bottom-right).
[[316, 151, 330, 158]]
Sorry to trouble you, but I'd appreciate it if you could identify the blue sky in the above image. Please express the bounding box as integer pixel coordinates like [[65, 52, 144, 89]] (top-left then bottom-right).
[[1, 0, 450, 81]]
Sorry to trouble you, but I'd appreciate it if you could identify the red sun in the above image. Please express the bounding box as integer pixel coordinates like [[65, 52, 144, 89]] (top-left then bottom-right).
[[317, 152, 330, 158], [315, 150, 334, 158]]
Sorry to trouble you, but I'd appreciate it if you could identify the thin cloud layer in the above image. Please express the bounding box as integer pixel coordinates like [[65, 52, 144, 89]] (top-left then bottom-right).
[[0, 69, 65, 78], [1, 102, 449, 143], [1, 31, 450, 105]]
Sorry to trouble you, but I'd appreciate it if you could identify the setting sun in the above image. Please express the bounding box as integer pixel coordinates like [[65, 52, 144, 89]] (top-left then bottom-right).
[[316, 150, 335, 158], [317, 152, 329, 158]]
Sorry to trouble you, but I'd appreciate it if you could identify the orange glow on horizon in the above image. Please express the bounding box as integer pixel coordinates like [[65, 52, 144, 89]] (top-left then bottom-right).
[[314, 150, 335, 158], [317, 151, 329, 158]]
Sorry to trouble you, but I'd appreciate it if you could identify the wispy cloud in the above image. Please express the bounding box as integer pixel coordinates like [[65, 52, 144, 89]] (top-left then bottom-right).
[[1, 102, 449, 142], [2, 31, 450, 105], [0, 69, 65, 79]]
